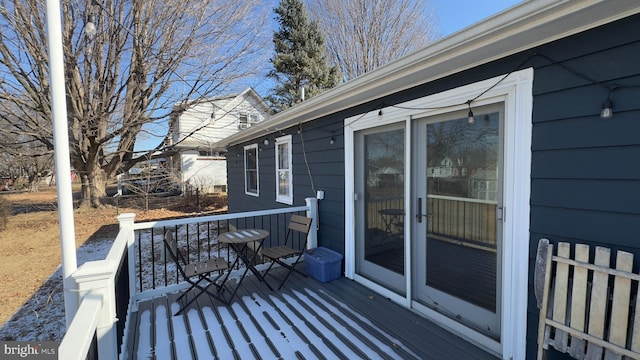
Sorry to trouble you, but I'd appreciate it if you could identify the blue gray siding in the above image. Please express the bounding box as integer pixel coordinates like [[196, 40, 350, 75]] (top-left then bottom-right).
[[228, 13, 640, 359], [525, 15, 640, 360], [228, 116, 348, 253]]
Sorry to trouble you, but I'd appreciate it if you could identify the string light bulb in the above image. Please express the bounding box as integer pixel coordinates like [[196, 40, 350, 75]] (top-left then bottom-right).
[[330, 136, 335, 145], [467, 101, 475, 124], [85, 14, 96, 37], [600, 99, 613, 120]]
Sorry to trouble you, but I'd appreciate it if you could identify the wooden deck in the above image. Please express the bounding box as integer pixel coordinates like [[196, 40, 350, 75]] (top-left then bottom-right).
[[123, 267, 499, 360]]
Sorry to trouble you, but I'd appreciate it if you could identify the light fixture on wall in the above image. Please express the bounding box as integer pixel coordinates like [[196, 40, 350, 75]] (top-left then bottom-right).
[[264, 138, 269, 145], [600, 98, 613, 120]]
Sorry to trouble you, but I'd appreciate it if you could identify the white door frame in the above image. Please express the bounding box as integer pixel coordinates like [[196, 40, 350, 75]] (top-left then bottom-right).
[[344, 68, 533, 359]]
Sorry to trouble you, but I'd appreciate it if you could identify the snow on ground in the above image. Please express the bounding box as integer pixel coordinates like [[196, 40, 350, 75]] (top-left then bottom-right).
[[0, 237, 114, 341], [0, 220, 232, 343]]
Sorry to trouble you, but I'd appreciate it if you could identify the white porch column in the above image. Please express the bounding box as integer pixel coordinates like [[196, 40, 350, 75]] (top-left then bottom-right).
[[45, 0, 78, 326], [72, 260, 118, 360], [305, 197, 318, 249], [117, 213, 138, 307]]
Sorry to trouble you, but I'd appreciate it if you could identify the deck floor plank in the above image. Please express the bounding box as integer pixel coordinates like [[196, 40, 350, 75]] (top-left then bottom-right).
[[127, 267, 499, 360]]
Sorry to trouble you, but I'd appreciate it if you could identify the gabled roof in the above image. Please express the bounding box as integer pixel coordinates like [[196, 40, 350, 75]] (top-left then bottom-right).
[[176, 87, 270, 114], [214, 0, 640, 148], [237, 87, 272, 114]]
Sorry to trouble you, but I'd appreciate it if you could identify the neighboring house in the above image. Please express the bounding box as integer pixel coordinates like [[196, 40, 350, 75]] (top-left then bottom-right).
[[215, 2, 640, 359], [168, 88, 270, 193]]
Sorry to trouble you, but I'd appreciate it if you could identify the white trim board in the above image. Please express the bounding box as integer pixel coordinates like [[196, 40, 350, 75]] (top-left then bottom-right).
[[344, 68, 533, 359]]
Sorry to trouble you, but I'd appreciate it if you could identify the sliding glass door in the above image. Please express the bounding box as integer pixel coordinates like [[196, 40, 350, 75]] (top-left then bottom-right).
[[354, 123, 406, 294], [413, 105, 504, 340]]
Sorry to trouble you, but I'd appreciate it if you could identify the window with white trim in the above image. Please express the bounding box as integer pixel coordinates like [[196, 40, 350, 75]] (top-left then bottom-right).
[[275, 135, 293, 204], [244, 144, 258, 196], [238, 113, 249, 129]]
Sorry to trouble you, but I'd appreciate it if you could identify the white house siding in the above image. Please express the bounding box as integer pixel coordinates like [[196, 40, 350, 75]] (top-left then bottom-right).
[[171, 89, 269, 193], [176, 94, 268, 149], [178, 150, 227, 193]]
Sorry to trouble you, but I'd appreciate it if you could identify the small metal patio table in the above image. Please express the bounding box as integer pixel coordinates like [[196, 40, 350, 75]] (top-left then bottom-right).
[[217, 228, 271, 304], [378, 208, 405, 236]]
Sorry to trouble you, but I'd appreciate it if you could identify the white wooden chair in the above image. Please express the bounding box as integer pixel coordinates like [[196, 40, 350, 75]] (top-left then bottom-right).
[[535, 238, 640, 359]]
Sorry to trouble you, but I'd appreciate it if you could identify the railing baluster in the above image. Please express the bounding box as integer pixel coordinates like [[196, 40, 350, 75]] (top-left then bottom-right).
[[151, 228, 156, 289], [162, 226, 167, 287], [137, 230, 143, 292]]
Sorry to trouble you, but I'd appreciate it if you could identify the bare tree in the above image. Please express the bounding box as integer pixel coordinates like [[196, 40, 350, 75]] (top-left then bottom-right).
[[121, 158, 180, 213], [0, 106, 54, 191], [306, 0, 438, 81], [0, 0, 268, 207]]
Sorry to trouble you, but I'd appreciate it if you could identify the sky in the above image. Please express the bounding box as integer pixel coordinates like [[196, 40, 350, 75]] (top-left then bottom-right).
[[143, 0, 525, 152], [432, 0, 523, 36], [249, 0, 524, 93]]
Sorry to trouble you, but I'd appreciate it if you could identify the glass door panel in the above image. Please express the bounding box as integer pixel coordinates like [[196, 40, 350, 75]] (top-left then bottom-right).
[[355, 124, 406, 294], [413, 105, 503, 339]]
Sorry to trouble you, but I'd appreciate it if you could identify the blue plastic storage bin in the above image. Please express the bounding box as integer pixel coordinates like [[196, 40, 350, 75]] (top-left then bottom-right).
[[304, 247, 343, 282]]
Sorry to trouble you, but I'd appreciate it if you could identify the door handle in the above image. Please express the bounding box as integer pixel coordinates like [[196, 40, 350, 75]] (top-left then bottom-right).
[[417, 197, 427, 223]]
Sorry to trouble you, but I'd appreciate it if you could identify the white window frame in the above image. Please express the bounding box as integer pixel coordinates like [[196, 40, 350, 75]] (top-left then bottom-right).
[[244, 144, 259, 196], [275, 134, 293, 204], [238, 113, 249, 129], [344, 68, 533, 359]]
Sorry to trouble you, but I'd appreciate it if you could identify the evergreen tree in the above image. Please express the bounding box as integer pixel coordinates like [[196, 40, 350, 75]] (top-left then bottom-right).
[[267, 0, 341, 112]]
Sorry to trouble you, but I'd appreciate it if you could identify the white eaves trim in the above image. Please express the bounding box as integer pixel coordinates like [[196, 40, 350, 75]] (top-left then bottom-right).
[[214, 0, 640, 148]]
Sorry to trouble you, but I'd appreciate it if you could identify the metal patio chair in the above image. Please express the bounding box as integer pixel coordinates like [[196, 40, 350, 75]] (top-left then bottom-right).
[[261, 215, 313, 290], [163, 230, 228, 315]]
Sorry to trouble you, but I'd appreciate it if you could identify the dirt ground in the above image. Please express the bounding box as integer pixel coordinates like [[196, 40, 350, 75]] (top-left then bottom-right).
[[0, 187, 225, 326]]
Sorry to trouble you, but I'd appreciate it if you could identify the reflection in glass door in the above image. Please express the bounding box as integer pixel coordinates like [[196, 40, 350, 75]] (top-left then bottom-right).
[[414, 105, 503, 340], [355, 124, 405, 294]]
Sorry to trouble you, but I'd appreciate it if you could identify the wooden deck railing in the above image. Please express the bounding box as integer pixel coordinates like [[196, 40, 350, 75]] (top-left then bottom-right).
[[365, 195, 497, 249], [427, 195, 497, 249], [58, 198, 317, 360]]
